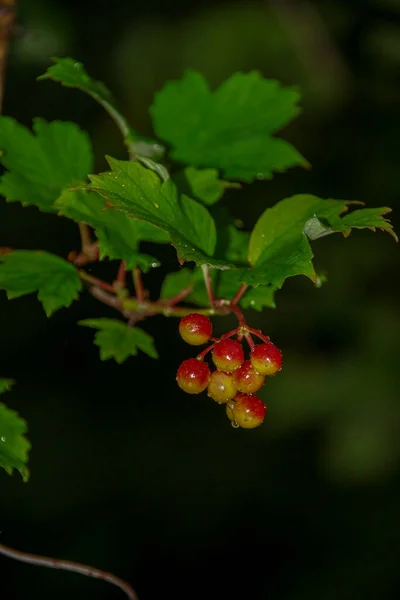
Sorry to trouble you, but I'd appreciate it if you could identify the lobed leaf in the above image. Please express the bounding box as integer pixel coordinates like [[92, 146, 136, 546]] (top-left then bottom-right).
[[0, 251, 82, 316], [87, 158, 233, 269], [0, 117, 93, 211], [79, 318, 158, 363], [0, 380, 30, 482], [243, 195, 397, 288], [150, 70, 308, 181]]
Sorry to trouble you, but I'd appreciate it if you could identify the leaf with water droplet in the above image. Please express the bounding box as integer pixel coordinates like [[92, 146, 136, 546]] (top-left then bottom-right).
[[244, 194, 397, 288], [87, 158, 234, 269]]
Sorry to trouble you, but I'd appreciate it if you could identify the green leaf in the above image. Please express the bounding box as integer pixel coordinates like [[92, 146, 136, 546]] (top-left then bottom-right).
[[38, 57, 117, 104], [184, 167, 240, 205], [79, 318, 158, 363], [88, 158, 232, 269], [150, 70, 308, 181], [56, 190, 168, 271], [38, 57, 163, 159], [244, 195, 397, 288], [0, 251, 82, 316], [334, 207, 397, 240], [0, 379, 14, 394], [0, 380, 31, 481], [0, 117, 93, 211]]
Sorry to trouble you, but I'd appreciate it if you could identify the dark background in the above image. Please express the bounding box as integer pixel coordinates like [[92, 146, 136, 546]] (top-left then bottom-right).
[[1, 0, 400, 598]]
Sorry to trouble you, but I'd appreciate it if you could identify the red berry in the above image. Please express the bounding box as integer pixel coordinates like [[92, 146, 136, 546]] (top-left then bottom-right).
[[176, 358, 210, 394], [233, 394, 267, 429], [179, 313, 213, 346], [233, 360, 265, 394], [250, 343, 282, 376], [212, 339, 244, 372], [207, 371, 237, 403]]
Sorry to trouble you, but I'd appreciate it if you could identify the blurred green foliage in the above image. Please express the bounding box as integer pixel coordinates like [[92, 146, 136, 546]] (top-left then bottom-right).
[[1, 1, 399, 599]]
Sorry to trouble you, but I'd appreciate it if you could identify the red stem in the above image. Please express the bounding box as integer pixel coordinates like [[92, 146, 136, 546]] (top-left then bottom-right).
[[201, 265, 215, 306], [115, 260, 127, 288], [229, 303, 246, 326], [161, 284, 193, 307], [245, 326, 271, 344], [231, 283, 248, 306], [79, 271, 116, 294], [196, 327, 240, 360], [244, 332, 255, 350], [132, 267, 145, 303]]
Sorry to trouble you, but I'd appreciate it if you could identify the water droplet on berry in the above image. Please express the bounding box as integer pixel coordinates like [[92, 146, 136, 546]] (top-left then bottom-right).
[[231, 421, 239, 429]]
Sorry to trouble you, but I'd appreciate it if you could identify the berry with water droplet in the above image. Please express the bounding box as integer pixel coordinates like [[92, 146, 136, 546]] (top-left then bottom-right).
[[250, 343, 282, 376], [226, 401, 239, 427], [208, 370, 237, 403], [212, 339, 244, 372], [232, 394, 267, 429], [179, 313, 213, 346], [233, 360, 265, 394], [176, 358, 210, 394]]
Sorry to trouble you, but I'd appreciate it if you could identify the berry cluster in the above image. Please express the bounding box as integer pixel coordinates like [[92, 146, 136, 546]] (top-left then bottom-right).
[[176, 314, 282, 429]]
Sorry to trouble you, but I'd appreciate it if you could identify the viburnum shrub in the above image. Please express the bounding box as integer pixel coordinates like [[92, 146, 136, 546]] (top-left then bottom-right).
[[0, 58, 397, 478], [1, 56, 398, 468], [0, 56, 397, 597]]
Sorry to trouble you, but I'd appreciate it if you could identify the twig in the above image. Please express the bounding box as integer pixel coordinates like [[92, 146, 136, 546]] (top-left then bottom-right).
[[78, 222, 92, 252], [231, 283, 248, 306], [0, 0, 16, 113], [196, 327, 240, 360], [79, 270, 116, 293], [244, 332, 255, 350], [0, 542, 139, 600], [115, 260, 127, 288], [160, 284, 193, 307], [132, 267, 145, 303], [228, 303, 246, 326], [89, 286, 121, 310], [245, 326, 271, 344]]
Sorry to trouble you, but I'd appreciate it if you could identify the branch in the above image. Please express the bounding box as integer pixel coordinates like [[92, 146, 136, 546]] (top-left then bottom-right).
[[132, 267, 145, 303], [0, 0, 16, 113], [0, 542, 139, 600]]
